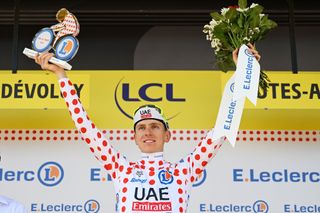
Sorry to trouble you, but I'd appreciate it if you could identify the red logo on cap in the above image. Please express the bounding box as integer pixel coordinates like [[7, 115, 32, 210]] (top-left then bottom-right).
[[141, 113, 152, 119]]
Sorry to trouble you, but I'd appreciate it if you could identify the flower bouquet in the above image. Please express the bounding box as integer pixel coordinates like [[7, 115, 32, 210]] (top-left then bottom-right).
[[203, 0, 277, 93]]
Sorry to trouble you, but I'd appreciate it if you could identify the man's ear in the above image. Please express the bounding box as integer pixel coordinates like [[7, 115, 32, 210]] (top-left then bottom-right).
[[164, 130, 171, 143]]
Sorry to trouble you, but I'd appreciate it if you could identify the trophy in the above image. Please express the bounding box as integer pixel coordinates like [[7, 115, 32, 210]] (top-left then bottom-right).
[[23, 8, 80, 70]]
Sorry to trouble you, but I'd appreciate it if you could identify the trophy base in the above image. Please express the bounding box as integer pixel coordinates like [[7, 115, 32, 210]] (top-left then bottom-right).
[[23, 48, 72, 70]]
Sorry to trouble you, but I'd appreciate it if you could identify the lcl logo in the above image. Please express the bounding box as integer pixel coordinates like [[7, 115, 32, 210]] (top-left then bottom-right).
[[114, 78, 186, 120]]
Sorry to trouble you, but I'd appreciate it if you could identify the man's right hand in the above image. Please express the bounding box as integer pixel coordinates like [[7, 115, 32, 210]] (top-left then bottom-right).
[[35, 52, 67, 79]]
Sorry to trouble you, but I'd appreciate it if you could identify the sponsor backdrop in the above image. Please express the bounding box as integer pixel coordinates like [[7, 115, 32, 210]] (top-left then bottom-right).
[[0, 71, 319, 212]]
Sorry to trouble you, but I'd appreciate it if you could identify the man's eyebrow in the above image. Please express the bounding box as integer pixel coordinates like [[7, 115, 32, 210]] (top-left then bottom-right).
[[136, 123, 145, 127], [150, 122, 161, 125]]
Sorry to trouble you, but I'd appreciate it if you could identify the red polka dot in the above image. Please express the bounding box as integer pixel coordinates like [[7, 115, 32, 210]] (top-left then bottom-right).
[[97, 132, 102, 138], [102, 140, 108, 146], [149, 179, 155, 185], [201, 147, 207, 153], [63, 92, 67, 98], [178, 188, 183, 194], [122, 197, 126, 202], [174, 169, 180, 176], [122, 187, 127, 193], [81, 127, 87, 133], [60, 81, 65, 87], [101, 155, 107, 161], [195, 154, 200, 160], [112, 172, 116, 179], [123, 178, 129, 183], [182, 169, 188, 175], [196, 168, 202, 174], [201, 161, 208, 167], [104, 164, 112, 170], [74, 108, 80, 114], [179, 207, 184, 212], [68, 80, 72, 86], [85, 138, 91, 144], [177, 179, 182, 185], [179, 198, 183, 203], [72, 99, 78, 105], [207, 139, 212, 145], [70, 89, 76, 95], [149, 171, 155, 176], [121, 206, 126, 212]]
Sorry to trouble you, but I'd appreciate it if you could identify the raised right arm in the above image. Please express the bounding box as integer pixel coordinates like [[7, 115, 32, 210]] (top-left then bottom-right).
[[35, 53, 128, 180]]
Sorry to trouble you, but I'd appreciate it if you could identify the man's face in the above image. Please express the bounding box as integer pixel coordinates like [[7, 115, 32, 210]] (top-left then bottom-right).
[[134, 119, 171, 153]]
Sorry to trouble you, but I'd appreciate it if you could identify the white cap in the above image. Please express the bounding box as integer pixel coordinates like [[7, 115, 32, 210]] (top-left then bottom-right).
[[133, 105, 169, 129]]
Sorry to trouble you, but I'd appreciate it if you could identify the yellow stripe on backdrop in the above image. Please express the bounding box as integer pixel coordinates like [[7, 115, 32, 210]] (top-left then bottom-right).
[[0, 70, 319, 130]]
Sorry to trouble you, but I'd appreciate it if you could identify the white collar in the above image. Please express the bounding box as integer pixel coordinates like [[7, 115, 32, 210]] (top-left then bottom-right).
[[141, 152, 164, 161]]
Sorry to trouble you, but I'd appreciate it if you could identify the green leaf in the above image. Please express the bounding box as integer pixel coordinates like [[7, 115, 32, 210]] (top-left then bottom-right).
[[267, 19, 278, 29], [225, 8, 238, 21], [249, 5, 264, 16], [237, 13, 245, 28], [238, 0, 247, 9], [250, 15, 260, 28], [210, 12, 223, 21]]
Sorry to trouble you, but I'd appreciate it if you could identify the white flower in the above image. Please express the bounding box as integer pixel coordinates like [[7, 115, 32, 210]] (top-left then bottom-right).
[[211, 38, 222, 49], [209, 19, 220, 27], [243, 37, 250, 42], [203, 25, 210, 33], [221, 8, 229, 16], [259, 14, 265, 19], [236, 7, 249, 12], [254, 27, 260, 33], [250, 3, 259, 8]]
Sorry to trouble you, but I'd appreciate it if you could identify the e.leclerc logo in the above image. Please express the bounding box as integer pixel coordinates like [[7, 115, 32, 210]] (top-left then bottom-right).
[[233, 168, 320, 183], [30, 199, 100, 212], [0, 161, 64, 187], [158, 170, 174, 185], [200, 200, 269, 213], [38, 161, 64, 187]]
